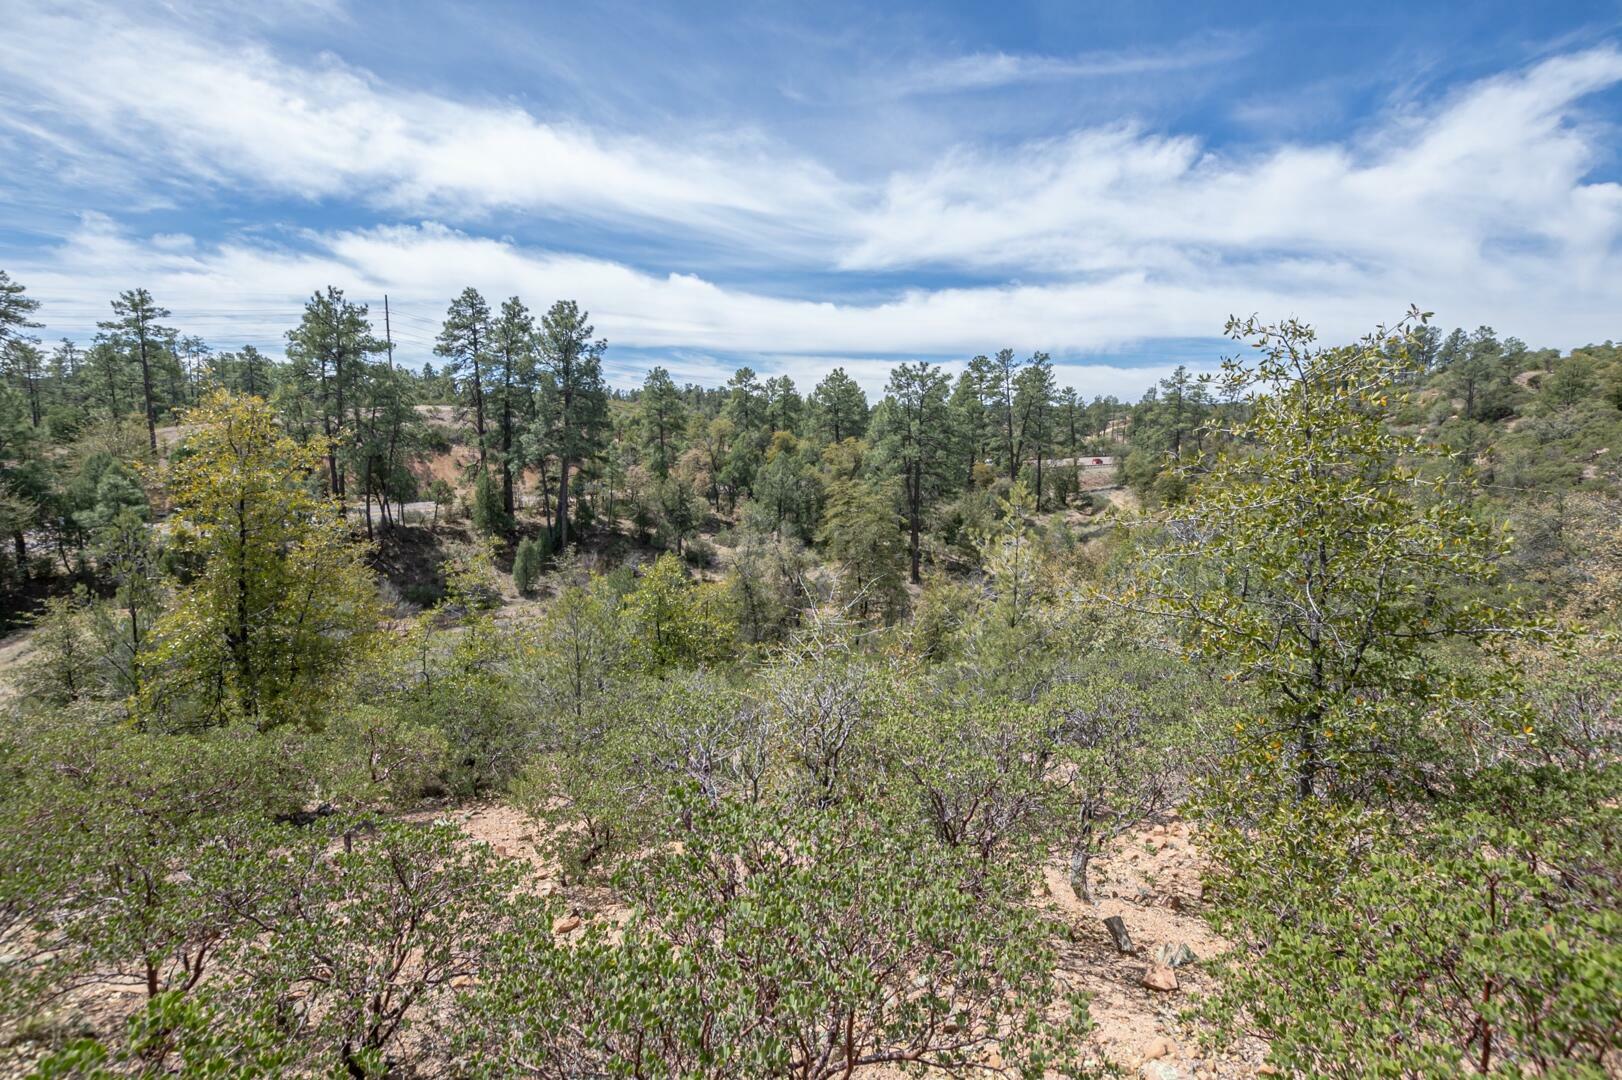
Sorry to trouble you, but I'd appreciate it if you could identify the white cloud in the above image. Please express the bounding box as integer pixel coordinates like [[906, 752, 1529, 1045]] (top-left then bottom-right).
[[15, 216, 1611, 403], [0, 5, 850, 249], [3, 6, 1621, 388], [843, 48, 1622, 276], [874, 40, 1247, 97]]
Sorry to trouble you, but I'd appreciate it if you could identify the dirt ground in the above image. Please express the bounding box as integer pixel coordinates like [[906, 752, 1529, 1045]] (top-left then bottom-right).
[[0, 630, 34, 703]]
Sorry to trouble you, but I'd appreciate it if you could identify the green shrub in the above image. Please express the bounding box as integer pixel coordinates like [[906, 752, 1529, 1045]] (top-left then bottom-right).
[[1201, 765, 1622, 1077], [680, 534, 714, 567], [471, 469, 511, 536], [30, 818, 524, 1078], [458, 793, 1089, 1078], [511, 535, 547, 596]]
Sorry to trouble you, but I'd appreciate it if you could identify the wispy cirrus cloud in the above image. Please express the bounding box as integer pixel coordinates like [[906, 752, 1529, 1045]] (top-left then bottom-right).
[[0, 4, 850, 251], [2, 2, 1621, 398], [15, 213, 1615, 398], [875, 39, 1250, 98]]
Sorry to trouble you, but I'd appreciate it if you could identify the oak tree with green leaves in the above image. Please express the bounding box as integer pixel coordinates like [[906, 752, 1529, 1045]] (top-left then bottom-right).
[[141, 391, 381, 729], [1125, 310, 1543, 800]]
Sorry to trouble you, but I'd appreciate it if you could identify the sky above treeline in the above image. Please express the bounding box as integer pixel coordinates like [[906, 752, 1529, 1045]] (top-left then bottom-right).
[[2, 0, 1621, 398]]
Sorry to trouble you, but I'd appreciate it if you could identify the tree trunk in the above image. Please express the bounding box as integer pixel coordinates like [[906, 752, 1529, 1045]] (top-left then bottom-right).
[[908, 462, 922, 585], [501, 356, 515, 516], [1070, 809, 1097, 903], [361, 456, 374, 541], [1068, 847, 1093, 904], [555, 457, 571, 549], [138, 336, 157, 452], [231, 498, 257, 723], [1297, 724, 1318, 800], [470, 342, 487, 472]]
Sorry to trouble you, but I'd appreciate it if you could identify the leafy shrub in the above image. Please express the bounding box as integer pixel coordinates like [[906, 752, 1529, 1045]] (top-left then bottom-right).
[[31, 818, 524, 1078], [0, 719, 313, 1029], [1201, 765, 1622, 1077], [458, 793, 1089, 1078], [680, 533, 714, 567]]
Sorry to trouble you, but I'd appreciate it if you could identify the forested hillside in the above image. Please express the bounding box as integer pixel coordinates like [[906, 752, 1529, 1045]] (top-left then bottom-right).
[[1, 273, 1618, 1077]]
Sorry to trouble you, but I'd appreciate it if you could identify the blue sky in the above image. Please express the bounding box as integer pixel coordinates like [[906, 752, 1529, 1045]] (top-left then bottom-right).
[[2, 0, 1621, 397]]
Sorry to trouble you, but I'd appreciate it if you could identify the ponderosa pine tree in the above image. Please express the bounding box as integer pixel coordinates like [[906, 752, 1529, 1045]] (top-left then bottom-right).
[[637, 367, 687, 479], [437, 288, 494, 473], [489, 297, 536, 517], [947, 369, 988, 490], [1012, 352, 1055, 502], [4, 340, 46, 429], [536, 301, 608, 550], [871, 362, 952, 584], [284, 287, 381, 505], [98, 288, 173, 452], [808, 368, 868, 446], [0, 271, 41, 350], [984, 348, 1023, 479], [0, 274, 42, 432], [763, 374, 803, 434]]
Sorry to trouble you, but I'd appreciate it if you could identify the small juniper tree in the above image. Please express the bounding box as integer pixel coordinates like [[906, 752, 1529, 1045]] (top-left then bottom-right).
[[512, 535, 546, 596]]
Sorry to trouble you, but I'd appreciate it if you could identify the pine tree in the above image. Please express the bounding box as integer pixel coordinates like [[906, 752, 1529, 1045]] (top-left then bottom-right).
[[98, 288, 173, 451], [489, 297, 536, 516], [0, 271, 41, 350], [436, 288, 494, 473], [284, 287, 381, 504], [637, 367, 687, 478], [536, 301, 608, 550], [871, 362, 952, 584], [808, 368, 869, 445], [1012, 352, 1055, 503]]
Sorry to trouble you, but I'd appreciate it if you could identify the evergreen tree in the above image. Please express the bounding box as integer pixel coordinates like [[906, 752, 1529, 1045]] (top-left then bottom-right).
[[763, 374, 803, 434], [637, 366, 687, 479], [284, 287, 381, 505], [4, 339, 46, 428], [1012, 352, 1055, 502], [871, 362, 953, 584], [0, 270, 41, 348], [512, 536, 545, 596], [818, 476, 905, 621], [986, 348, 1023, 479], [808, 368, 869, 445], [490, 297, 536, 516], [436, 288, 494, 472], [98, 288, 173, 451], [946, 369, 988, 490], [536, 301, 608, 550]]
